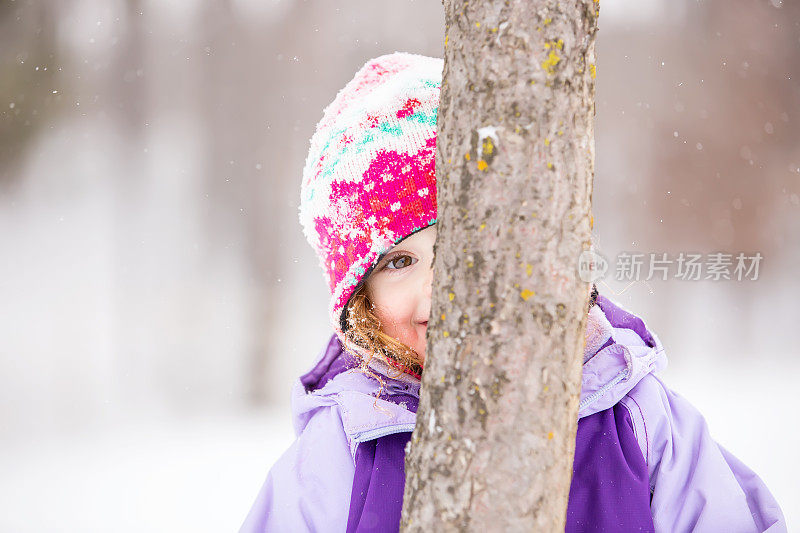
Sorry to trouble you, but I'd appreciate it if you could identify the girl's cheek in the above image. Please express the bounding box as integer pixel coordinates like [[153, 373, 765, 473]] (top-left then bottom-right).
[[377, 295, 411, 329], [371, 278, 415, 327]]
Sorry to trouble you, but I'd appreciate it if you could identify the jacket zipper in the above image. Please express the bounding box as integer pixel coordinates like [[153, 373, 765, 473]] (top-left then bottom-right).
[[348, 382, 419, 443], [352, 422, 417, 443], [383, 382, 420, 399], [579, 368, 629, 410]]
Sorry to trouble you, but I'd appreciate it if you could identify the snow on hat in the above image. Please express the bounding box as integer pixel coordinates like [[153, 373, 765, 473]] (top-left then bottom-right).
[[299, 52, 442, 335]]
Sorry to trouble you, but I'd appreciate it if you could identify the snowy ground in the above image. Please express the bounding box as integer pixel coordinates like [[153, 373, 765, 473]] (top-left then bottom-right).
[[0, 360, 795, 532], [0, 408, 294, 533]]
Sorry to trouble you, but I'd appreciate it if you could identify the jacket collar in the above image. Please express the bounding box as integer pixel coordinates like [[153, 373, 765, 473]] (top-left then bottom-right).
[[291, 295, 667, 442], [579, 296, 667, 417]]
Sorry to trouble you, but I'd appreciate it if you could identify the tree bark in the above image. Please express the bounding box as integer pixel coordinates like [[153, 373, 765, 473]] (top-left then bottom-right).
[[401, 1, 598, 531]]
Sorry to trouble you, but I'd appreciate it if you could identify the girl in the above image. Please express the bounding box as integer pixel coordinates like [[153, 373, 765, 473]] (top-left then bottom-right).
[[240, 53, 785, 532]]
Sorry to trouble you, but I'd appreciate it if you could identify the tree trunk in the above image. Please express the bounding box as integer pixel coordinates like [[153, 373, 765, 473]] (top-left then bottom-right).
[[401, 1, 598, 530]]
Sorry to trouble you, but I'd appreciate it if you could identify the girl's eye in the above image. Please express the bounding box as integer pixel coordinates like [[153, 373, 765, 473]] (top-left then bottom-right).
[[385, 255, 417, 270]]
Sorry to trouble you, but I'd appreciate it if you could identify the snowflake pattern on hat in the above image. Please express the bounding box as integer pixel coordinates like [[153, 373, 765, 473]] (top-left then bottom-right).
[[299, 52, 442, 334]]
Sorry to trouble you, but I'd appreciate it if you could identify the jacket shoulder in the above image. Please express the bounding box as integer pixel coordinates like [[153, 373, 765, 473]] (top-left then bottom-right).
[[620, 373, 786, 532], [240, 403, 355, 533]]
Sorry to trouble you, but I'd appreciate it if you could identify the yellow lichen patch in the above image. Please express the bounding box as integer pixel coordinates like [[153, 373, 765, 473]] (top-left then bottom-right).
[[514, 283, 520, 288], [544, 17, 552, 25], [449, 292, 455, 301], [526, 263, 533, 277], [531, 212, 537, 218], [589, 63, 597, 80], [441, 313, 446, 320], [440, 375, 445, 383], [445, 35, 448, 47], [547, 162, 553, 169], [541, 49, 561, 75], [467, 261, 474, 268], [479, 409, 486, 415], [544, 137, 550, 146], [482, 137, 494, 155], [477, 159, 488, 171], [476, 289, 480, 294], [491, 27, 498, 33], [464, 152, 471, 161], [520, 288, 535, 301], [489, 303, 495, 308], [555, 39, 564, 49], [544, 385, 549, 392], [515, 251, 521, 258], [590, 215, 594, 229], [443, 331, 450, 337], [547, 431, 554, 440], [447, 158, 452, 164], [557, 130, 564, 136], [479, 223, 486, 231], [475, 22, 481, 28], [530, 79, 536, 85]]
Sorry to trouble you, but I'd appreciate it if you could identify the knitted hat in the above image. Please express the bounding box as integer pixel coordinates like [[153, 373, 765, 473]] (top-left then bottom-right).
[[299, 52, 442, 336]]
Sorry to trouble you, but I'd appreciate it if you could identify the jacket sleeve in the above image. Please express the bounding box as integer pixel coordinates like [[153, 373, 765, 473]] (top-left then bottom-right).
[[239, 405, 355, 533], [625, 374, 786, 533]]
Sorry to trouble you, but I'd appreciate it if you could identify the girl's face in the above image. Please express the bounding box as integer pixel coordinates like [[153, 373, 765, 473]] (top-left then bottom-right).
[[365, 225, 436, 363]]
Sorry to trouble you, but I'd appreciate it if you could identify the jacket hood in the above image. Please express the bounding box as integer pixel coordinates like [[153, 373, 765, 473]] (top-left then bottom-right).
[[290, 294, 667, 444]]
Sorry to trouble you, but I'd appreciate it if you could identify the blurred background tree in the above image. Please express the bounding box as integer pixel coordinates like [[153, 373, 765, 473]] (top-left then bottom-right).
[[1, 1, 64, 182]]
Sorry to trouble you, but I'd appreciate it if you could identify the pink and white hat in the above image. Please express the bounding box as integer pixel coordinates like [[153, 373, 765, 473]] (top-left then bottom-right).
[[299, 52, 442, 335]]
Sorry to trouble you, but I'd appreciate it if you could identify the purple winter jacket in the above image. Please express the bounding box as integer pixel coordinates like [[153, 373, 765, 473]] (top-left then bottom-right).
[[240, 296, 786, 532]]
